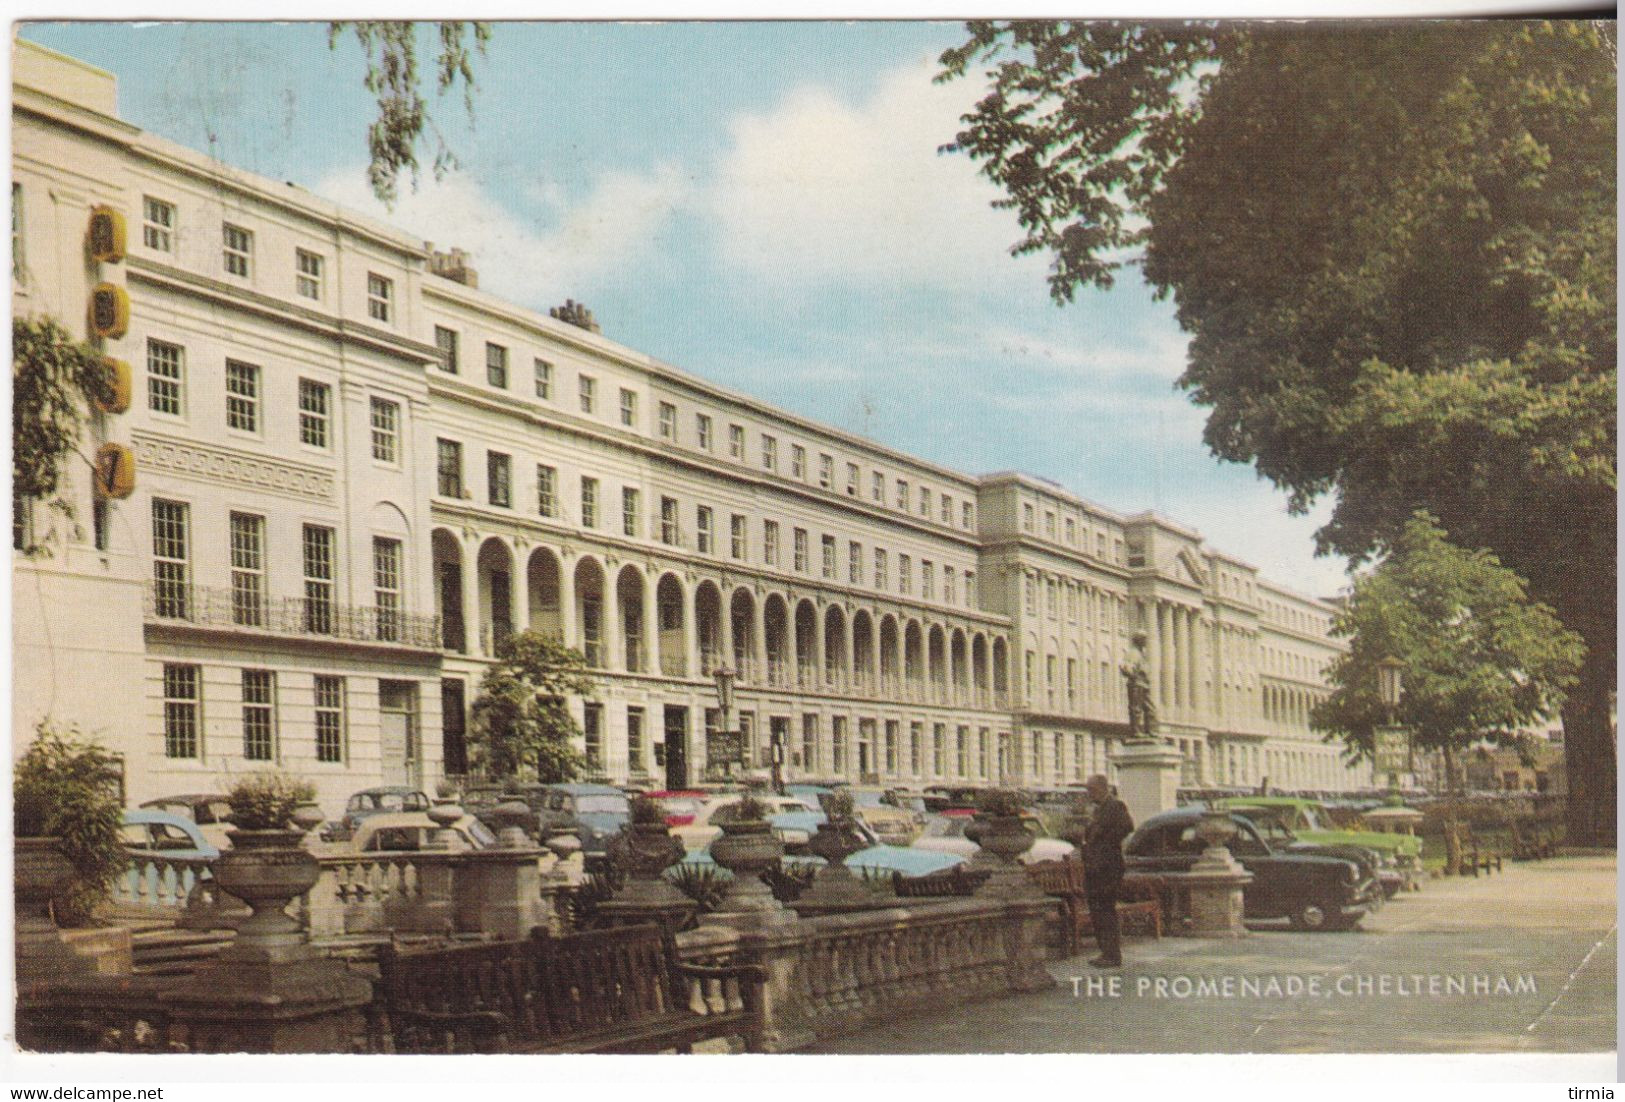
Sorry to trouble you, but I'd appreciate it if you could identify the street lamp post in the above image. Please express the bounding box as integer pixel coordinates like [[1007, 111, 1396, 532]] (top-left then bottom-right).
[[713, 665, 738, 782], [1376, 656, 1408, 807]]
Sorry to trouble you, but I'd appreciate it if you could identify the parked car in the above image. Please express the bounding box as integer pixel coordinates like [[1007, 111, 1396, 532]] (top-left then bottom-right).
[[680, 816, 963, 880], [1125, 808, 1378, 931], [1227, 806, 1402, 901], [911, 812, 1076, 864], [673, 795, 819, 851], [535, 783, 632, 868], [846, 787, 927, 847], [329, 787, 431, 841], [119, 810, 219, 906], [644, 790, 709, 827], [1214, 795, 1423, 887], [137, 794, 234, 849], [341, 811, 498, 854]]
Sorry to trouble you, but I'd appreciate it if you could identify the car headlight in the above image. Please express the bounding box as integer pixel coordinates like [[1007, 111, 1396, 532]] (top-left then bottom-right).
[[1342, 861, 1360, 882]]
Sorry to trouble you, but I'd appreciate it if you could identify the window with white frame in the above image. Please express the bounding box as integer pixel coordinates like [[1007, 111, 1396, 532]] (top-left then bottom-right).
[[366, 273, 393, 322], [895, 479, 908, 510], [697, 506, 714, 553], [619, 387, 637, 428], [791, 445, 806, 480], [919, 487, 931, 517], [846, 463, 859, 496], [627, 707, 646, 774], [374, 537, 403, 641], [297, 379, 330, 447], [730, 514, 747, 559], [728, 424, 745, 460], [151, 503, 189, 620], [370, 397, 399, 463], [296, 249, 324, 300], [162, 664, 200, 759], [437, 439, 463, 497], [583, 704, 603, 769], [623, 487, 641, 537], [581, 477, 599, 527], [763, 520, 780, 566], [922, 561, 934, 599], [537, 465, 557, 517], [487, 451, 512, 507], [848, 541, 862, 584], [146, 339, 184, 416], [143, 196, 175, 252], [873, 548, 889, 589], [818, 454, 833, 489], [899, 555, 912, 594], [225, 360, 259, 432], [658, 401, 677, 440], [435, 326, 459, 374], [941, 495, 953, 524], [222, 222, 252, 277], [1024, 575, 1037, 615], [315, 675, 345, 763], [821, 535, 836, 579], [486, 343, 509, 388], [303, 525, 336, 634], [696, 413, 713, 451], [242, 669, 276, 761], [944, 566, 956, 604], [793, 528, 808, 573], [1045, 510, 1056, 538], [962, 501, 974, 530], [579, 374, 596, 414], [965, 570, 975, 607], [1022, 503, 1035, 532], [229, 512, 265, 627], [534, 358, 552, 399], [761, 434, 777, 472], [871, 471, 884, 502], [660, 496, 679, 545]]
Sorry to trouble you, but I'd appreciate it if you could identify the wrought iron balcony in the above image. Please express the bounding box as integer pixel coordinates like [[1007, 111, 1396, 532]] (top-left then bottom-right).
[[143, 582, 440, 650]]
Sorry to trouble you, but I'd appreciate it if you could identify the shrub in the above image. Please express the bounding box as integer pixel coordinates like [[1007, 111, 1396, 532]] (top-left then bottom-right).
[[715, 794, 771, 824], [822, 790, 855, 819], [762, 860, 818, 903], [977, 787, 1031, 818], [13, 722, 126, 926], [630, 795, 667, 825], [666, 862, 727, 911], [225, 772, 316, 830]]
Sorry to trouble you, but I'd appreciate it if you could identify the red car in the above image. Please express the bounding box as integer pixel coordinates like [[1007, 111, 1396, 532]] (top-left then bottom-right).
[[644, 790, 707, 828]]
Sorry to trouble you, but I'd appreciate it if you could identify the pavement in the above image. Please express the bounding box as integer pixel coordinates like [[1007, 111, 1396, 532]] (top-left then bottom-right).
[[808, 855, 1616, 1055]]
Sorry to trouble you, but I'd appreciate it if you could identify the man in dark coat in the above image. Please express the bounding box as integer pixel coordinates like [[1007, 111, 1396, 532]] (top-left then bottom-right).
[[1082, 773, 1134, 968]]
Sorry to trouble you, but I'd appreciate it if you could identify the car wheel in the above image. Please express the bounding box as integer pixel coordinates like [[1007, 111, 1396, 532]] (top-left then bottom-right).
[[1289, 898, 1336, 932]]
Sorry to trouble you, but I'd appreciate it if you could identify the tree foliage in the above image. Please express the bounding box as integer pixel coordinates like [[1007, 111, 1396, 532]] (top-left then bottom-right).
[[13, 315, 115, 556], [939, 20, 1616, 842], [328, 21, 491, 207], [469, 631, 596, 783], [14, 722, 127, 926], [1313, 513, 1583, 770]]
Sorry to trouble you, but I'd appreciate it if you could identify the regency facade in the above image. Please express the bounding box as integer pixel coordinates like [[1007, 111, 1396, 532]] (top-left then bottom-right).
[[11, 41, 1373, 815]]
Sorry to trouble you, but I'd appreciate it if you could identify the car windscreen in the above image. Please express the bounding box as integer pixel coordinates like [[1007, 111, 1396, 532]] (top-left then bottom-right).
[[575, 795, 629, 815]]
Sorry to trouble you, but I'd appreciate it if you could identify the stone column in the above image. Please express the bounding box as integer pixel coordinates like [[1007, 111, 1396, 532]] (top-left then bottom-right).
[[813, 603, 827, 686], [460, 538, 481, 656], [603, 570, 623, 672], [869, 619, 882, 697], [719, 591, 735, 670], [643, 570, 661, 675], [558, 558, 577, 650], [753, 597, 768, 683], [513, 547, 532, 637], [685, 582, 702, 679]]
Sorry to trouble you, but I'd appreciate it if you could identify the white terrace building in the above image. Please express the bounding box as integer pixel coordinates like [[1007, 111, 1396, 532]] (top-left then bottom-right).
[[11, 40, 1373, 816]]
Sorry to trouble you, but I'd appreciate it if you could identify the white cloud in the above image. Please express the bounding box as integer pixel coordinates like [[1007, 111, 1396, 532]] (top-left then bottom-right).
[[311, 162, 689, 309], [705, 56, 1037, 291]]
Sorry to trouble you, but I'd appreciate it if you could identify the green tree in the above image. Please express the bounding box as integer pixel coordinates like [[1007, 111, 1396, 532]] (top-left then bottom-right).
[[14, 722, 127, 926], [1313, 513, 1583, 792], [939, 21, 1617, 843], [328, 21, 491, 207], [469, 631, 596, 782], [13, 315, 116, 557]]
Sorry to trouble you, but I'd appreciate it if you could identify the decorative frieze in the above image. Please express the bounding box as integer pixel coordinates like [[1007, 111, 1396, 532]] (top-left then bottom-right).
[[132, 432, 334, 501]]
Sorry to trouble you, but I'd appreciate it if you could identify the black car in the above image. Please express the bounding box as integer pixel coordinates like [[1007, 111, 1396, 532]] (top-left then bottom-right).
[[1125, 808, 1378, 931], [1230, 807, 1403, 902]]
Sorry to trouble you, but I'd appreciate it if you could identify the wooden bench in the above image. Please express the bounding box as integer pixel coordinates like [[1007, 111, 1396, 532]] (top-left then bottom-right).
[[1509, 819, 1554, 861], [1460, 826, 1504, 876], [1024, 859, 1162, 955], [371, 923, 766, 1053], [891, 865, 989, 898]]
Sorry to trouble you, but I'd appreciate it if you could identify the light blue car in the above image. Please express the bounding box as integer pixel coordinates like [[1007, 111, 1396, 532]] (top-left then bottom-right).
[[118, 809, 219, 907], [678, 812, 964, 880]]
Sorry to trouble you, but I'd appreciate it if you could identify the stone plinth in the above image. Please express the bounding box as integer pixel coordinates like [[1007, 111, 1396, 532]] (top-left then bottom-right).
[[456, 847, 547, 939], [1110, 738, 1183, 826], [1173, 818, 1253, 938]]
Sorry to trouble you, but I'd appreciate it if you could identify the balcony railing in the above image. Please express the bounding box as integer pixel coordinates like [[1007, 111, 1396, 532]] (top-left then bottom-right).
[[143, 582, 440, 649]]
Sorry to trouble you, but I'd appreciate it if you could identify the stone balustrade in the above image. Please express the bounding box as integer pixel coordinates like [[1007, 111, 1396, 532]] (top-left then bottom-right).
[[113, 853, 213, 911]]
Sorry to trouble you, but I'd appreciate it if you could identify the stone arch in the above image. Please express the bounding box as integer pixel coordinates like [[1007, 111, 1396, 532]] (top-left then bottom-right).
[[971, 632, 989, 698], [656, 571, 686, 676], [852, 610, 876, 683], [763, 593, 790, 683], [824, 604, 849, 687], [991, 636, 1010, 697], [526, 546, 565, 643], [431, 527, 467, 653], [476, 537, 516, 656], [574, 555, 608, 668], [879, 613, 900, 687], [794, 599, 819, 685], [903, 620, 925, 685], [615, 564, 648, 673], [927, 624, 948, 693], [729, 586, 756, 676], [694, 580, 723, 673]]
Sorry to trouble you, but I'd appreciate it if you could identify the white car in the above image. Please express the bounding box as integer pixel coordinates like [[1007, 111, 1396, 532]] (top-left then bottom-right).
[[912, 814, 1076, 864], [672, 795, 818, 850], [320, 811, 497, 855]]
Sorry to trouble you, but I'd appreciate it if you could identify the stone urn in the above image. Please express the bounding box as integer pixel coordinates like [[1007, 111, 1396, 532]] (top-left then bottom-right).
[[796, 815, 877, 914], [600, 821, 693, 929], [427, 800, 468, 851], [970, 814, 1041, 899], [1193, 808, 1243, 873], [708, 818, 785, 916], [493, 799, 536, 849], [211, 825, 320, 962]]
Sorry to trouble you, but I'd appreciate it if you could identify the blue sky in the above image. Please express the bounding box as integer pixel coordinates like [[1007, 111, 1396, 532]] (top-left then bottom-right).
[[21, 19, 1350, 597]]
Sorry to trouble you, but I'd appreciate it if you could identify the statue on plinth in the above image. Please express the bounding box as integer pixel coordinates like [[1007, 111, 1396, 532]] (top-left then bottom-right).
[[1120, 631, 1157, 738]]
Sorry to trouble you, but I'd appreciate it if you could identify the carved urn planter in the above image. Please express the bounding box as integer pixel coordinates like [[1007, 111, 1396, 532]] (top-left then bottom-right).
[[601, 821, 693, 930], [707, 819, 785, 916], [796, 816, 878, 914], [1193, 809, 1244, 873], [971, 814, 1041, 899], [211, 828, 320, 961]]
